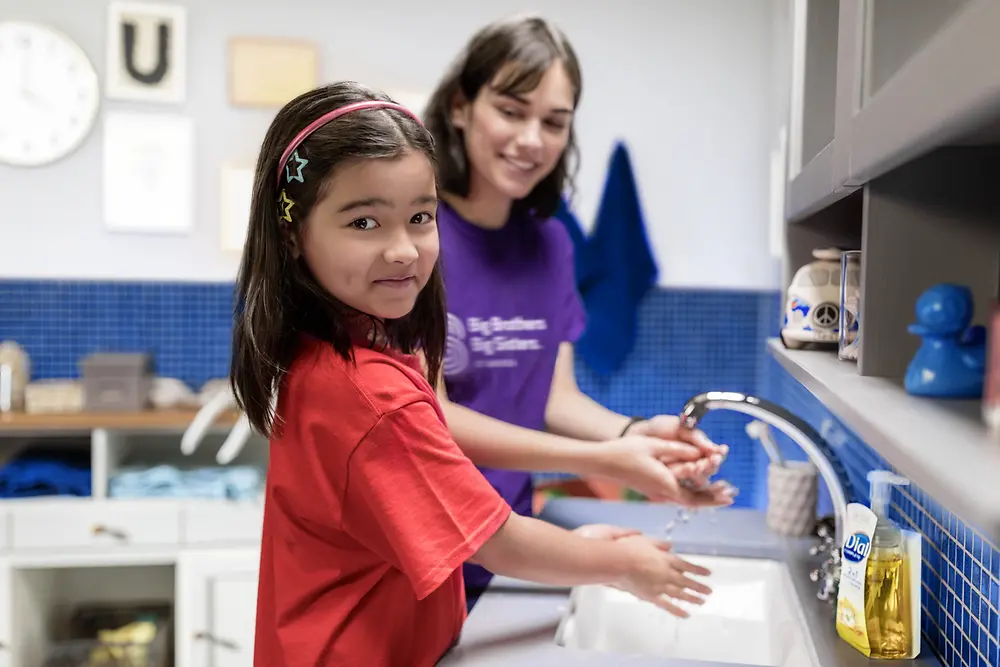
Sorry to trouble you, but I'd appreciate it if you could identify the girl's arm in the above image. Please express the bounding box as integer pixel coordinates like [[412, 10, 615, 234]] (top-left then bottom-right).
[[470, 512, 712, 617]]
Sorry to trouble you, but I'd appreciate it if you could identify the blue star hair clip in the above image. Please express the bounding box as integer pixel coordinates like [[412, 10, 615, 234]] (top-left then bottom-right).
[[284, 150, 308, 184]]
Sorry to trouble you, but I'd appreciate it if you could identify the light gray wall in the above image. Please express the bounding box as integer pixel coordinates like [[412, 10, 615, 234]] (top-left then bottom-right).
[[0, 0, 784, 289]]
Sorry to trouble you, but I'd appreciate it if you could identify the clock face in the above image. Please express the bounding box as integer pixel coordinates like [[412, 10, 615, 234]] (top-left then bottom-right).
[[0, 21, 100, 167]]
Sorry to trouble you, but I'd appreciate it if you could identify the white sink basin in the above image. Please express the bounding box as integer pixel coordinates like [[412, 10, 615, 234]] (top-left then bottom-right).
[[555, 555, 821, 666]]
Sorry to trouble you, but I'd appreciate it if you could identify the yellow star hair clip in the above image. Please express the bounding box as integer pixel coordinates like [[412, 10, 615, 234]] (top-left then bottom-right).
[[278, 190, 295, 224]]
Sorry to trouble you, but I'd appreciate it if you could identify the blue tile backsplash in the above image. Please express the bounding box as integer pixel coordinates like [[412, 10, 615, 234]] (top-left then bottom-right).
[[0, 279, 996, 666]]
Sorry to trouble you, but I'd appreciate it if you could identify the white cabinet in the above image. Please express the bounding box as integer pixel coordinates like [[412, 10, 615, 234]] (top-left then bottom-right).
[[0, 561, 10, 667], [177, 549, 259, 667]]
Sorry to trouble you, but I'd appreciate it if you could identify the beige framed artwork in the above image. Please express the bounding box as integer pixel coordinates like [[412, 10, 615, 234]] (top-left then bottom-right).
[[228, 37, 319, 107]]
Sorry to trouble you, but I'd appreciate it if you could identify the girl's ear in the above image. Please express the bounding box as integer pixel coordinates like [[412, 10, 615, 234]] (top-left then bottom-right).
[[283, 224, 302, 259]]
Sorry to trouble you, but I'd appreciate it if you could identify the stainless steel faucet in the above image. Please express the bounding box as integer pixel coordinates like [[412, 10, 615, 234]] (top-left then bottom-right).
[[679, 391, 851, 602]]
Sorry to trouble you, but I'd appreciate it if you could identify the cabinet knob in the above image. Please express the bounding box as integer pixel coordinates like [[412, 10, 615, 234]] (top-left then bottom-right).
[[91, 524, 129, 541], [194, 631, 240, 651]]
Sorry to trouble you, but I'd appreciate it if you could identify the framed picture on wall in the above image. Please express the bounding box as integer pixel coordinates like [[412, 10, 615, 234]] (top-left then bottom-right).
[[102, 111, 195, 235], [219, 162, 254, 252], [228, 37, 319, 108], [106, 1, 186, 103]]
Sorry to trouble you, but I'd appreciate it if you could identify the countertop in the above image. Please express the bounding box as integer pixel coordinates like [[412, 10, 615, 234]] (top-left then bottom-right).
[[441, 498, 942, 667], [0, 408, 240, 435]]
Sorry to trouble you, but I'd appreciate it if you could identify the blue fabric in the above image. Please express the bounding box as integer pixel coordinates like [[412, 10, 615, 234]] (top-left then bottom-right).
[[110, 465, 262, 500], [0, 454, 91, 497], [555, 141, 659, 375]]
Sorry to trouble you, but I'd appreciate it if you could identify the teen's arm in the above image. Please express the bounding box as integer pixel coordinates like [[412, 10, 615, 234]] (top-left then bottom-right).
[[546, 343, 726, 465], [545, 342, 634, 441], [427, 353, 730, 505], [433, 375, 607, 475]]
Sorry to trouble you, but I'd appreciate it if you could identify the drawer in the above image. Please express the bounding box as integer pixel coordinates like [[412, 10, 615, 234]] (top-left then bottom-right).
[[10, 499, 181, 550], [182, 500, 263, 545], [0, 510, 10, 552]]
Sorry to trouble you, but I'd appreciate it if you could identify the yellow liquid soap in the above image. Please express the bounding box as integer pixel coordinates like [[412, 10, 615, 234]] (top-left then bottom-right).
[[864, 546, 912, 659]]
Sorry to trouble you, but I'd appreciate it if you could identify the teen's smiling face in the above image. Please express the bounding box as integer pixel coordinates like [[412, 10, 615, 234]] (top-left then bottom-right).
[[452, 60, 576, 202], [297, 150, 439, 320]]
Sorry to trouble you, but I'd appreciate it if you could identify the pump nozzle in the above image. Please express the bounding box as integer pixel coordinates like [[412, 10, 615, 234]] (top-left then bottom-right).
[[867, 470, 909, 520]]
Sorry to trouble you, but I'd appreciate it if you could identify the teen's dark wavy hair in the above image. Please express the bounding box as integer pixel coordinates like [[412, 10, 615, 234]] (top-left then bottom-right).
[[424, 14, 582, 220], [231, 81, 446, 436]]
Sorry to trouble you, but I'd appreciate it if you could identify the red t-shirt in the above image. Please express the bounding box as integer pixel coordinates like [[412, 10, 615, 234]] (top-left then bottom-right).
[[253, 336, 512, 666]]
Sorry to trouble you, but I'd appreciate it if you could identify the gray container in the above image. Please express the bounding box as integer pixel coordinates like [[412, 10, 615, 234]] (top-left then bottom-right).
[[80, 353, 154, 412]]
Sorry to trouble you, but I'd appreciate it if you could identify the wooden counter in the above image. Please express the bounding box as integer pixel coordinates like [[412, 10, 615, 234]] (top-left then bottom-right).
[[0, 408, 242, 435]]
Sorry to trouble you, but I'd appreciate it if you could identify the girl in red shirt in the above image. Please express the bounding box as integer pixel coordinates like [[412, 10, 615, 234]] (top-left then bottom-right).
[[232, 81, 723, 667]]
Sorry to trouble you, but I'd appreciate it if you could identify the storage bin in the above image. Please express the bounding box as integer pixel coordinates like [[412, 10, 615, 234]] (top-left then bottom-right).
[[80, 353, 154, 412], [42, 602, 171, 667]]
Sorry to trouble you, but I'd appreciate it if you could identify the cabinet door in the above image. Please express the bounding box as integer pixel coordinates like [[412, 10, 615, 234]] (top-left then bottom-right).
[[0, 561, 10, 667], [177, 550, 258, 667]]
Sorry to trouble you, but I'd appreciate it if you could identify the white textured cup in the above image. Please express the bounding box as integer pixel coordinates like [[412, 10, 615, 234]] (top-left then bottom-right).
[[766, 461, 818, 537]]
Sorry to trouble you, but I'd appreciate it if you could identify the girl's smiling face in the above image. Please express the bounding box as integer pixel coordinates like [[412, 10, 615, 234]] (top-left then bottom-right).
[[297, 150, 440, 320]]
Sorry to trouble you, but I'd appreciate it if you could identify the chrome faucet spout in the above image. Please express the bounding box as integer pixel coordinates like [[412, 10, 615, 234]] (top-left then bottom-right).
[[680, 391, 849, 547]]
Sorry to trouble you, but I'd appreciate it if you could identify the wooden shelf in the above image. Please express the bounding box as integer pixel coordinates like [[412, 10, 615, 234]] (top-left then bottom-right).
[[767, 338, 1000, 541], [0, 408, 241, 436]]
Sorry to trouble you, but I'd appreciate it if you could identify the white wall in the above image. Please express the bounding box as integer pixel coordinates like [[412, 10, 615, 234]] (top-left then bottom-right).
[[0, 0, 786, 289]]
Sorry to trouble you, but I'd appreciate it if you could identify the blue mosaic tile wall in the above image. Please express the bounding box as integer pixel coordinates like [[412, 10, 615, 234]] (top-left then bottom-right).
[[756, 294, 999, 667], [570, 288, 776, 509], [0, 279, 995, 666], [0, 280, 234, 390]]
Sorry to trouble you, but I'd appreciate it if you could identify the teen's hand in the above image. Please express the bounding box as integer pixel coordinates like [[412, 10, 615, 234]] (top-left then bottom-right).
[[627, 415, 729, 488], [590, 436, 735, 507], [615, 534, 713, 617]]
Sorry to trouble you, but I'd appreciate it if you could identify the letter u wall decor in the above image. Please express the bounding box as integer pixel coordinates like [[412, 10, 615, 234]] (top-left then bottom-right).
[[105, 1, 186, 103]]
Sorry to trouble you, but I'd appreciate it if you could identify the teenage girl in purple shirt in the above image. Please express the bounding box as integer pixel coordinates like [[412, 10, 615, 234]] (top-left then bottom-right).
[[419, 15, 735, 605]]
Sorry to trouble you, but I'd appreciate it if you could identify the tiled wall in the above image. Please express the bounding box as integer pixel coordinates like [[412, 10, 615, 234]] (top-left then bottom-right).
[[1, 280, 996, 667], [0, 280, 234, 389], [756, 294, 999, 667]]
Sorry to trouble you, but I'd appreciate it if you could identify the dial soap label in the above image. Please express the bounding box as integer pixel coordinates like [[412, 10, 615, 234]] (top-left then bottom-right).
[[836, 503, 878, 656]]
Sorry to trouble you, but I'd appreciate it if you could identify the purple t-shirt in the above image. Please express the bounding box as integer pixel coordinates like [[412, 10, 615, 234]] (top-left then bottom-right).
[[437, 201, 586, 591]]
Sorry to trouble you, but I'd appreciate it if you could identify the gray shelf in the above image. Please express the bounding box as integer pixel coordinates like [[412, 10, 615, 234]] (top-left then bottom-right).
[[849, 0, 1000, 183], [767, 338, 1000, 541]]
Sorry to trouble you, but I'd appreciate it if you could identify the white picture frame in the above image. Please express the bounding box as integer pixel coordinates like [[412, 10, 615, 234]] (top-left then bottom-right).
[[102, 111, 195, 235], [220, 163, 255, 252], [106, 1, 186, 103]]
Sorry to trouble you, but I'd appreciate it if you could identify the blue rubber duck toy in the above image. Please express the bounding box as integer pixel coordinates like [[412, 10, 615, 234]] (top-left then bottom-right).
[[904, 284, 987, 398]]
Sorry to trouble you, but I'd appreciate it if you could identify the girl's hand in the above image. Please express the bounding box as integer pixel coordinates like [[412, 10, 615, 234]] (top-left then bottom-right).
[[591, 436, 735, 507], [615, 534, 713, 617], [572, 524, 642, 541]]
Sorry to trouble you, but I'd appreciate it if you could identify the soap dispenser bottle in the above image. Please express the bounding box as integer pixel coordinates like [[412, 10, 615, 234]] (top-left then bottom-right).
[[864, 471, 912, 659]]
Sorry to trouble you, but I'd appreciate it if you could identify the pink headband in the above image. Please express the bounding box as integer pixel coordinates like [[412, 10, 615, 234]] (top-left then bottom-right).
[[276, 101, 423, 183]]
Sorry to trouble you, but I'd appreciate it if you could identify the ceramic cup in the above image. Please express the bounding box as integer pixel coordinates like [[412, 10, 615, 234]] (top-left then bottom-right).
[[766, 461, 818, 537]]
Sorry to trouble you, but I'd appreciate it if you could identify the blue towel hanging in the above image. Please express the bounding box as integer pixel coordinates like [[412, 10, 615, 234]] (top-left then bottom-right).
[[555, 141, 659, 375]]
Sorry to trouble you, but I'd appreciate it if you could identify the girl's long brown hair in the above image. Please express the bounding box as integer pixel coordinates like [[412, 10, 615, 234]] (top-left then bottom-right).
[[231, 81, 446, 436]]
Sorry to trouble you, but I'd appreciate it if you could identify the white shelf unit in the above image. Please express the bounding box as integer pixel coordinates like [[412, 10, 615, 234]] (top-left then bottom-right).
[[0, 424, 265, 666]]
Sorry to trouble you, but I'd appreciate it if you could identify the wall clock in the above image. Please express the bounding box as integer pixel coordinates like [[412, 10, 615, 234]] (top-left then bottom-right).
[[0, 21, 100, 167]]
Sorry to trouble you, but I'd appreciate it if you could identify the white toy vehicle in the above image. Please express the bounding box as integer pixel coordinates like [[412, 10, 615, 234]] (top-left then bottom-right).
[[782, 248, 850, 349]]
